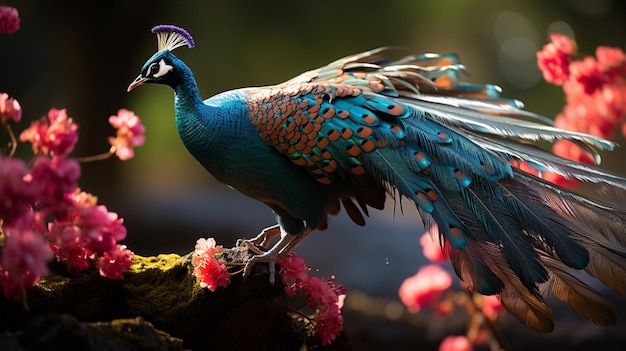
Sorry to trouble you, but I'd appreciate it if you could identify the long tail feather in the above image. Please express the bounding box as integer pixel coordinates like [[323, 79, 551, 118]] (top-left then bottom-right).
[[301, 47, 626, 331]]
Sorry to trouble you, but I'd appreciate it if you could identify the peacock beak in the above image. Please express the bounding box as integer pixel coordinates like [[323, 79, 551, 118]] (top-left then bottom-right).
[[127, 74, 149, 92]]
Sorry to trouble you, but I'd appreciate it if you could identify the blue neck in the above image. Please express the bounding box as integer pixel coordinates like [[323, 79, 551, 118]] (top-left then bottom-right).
[[171, 61, 219, 154], [170, 59, 250, 167]]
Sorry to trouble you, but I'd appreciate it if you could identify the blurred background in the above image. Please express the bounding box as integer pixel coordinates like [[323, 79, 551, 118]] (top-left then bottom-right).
[[1, 0, 625, 349]]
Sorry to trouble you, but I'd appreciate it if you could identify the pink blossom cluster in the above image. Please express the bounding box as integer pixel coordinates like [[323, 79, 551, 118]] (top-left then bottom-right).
[[537, 33, 626, 185], [401, 226, 505, 349], [0, 93, 21, 124], [278, 252, 346, 345], [0, 5, 19, 34], [108, 109, 146, 161], [190, 243, 347, 346], [419, 228, 446, 263], [20, 108, 79, 159], [398, 264, 452, 313], [1, 95, 142, 298], [191, 238, 230, 291], [47, 190, 133, 278], [439, 335, 473, 351]]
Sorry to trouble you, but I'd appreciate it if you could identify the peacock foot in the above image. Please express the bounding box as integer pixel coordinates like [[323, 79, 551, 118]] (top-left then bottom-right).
[[243, 227, 314, 284], [244, 224, 281, 250], [243, 249, 280, 284]]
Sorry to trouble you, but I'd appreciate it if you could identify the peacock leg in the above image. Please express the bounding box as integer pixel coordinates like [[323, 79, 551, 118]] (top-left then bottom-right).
[[278, 228, 313, 255], [243, 227, 313, 283], [244, 224, 282, 252]]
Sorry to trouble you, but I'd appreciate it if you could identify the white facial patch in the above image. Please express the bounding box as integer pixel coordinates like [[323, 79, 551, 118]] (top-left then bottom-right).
[[153, 59, 173, 78]]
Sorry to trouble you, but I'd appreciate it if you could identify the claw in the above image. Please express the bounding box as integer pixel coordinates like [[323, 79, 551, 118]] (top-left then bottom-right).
[[244, 224, 281, 249], [244, 249, 279, 284], [243, 226, 315, 284]]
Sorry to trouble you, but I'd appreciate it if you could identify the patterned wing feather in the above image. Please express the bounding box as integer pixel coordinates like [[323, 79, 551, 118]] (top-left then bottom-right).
[[243, 48, 626, 331]]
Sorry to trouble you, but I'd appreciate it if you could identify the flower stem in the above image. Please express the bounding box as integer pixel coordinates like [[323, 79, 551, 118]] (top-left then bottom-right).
[[75, 150, 114, 162], [3, 122, 17, 157]]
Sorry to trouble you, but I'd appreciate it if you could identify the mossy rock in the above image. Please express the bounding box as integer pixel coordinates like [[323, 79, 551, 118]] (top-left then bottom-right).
[[0, 246, 351, 350]]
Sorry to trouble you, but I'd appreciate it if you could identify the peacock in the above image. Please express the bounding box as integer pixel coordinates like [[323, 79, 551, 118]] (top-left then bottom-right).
[[128, 25, 626, 332]]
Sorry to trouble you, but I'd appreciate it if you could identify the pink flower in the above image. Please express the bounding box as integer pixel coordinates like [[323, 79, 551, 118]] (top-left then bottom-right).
[[278, 252, 309, 296], [0, 228, 53, 299], [596, 46, 626, 78], [420, 230, 445, 263], [536, 33, 576, 85], [300, 275, 345, 345], [0, 6, 19, 34], [20, 108, 78, 159], [0, 93, 21, 123], [480, 294, 504, 319], [78, 204, 127, 253], [97, 244, 134, 279], [439, 335, 473, 351], [47, 190, 130, 277], [314, 303, 344, 345], [0, 155, 36, 227], [194, 237, 220, 255], [567, 57, 607, 95], [535, 36, 626, 188], [398, 264, 452, 313], [108, 109, 145, 160], [28, 156, 80, 220], [191, 238, 230, 291]]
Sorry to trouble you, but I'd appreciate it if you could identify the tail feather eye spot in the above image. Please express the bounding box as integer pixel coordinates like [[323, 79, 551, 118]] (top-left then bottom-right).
[[327, 129, 341, 141], [346, 144, 362, 157], [359, 139, 376, 152], [338, 110, 350, 119], [322, 106, 336, 118], [350, 165, 366, 175], [341, 128, 354, 139], [387, 104, 406, 116], [362, 114, 378, 124], [357, 126, 373, 138], [436, 132, 451, 143], [317, 136, 330, 148]]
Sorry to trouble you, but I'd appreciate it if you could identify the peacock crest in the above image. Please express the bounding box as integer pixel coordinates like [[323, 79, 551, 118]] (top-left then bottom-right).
[[151, 25, 195, 52]]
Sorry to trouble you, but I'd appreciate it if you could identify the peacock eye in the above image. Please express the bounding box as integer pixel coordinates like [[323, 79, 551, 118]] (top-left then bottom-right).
[[147, 59, 173, 78], [148, 63, 160, 76]]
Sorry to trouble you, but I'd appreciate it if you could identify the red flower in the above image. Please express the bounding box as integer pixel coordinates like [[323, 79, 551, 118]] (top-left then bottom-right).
[[20, 108, 78, 159], [191, 238, 230, 291], [536, 33, 576, 85], [0, 6, 19, 34], [596, 46, 626, 79], [108, 109, 145, 160], [398, 264, 452, 313], [567, 57, 607, 95], [0, 93, 21, 124], [536, 36, 626, 188], [439, 335, 473, 351], [97, 244, 134, 279]]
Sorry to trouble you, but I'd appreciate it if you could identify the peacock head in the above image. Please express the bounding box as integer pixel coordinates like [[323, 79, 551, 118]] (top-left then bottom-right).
[[127, 25, 195, 92]]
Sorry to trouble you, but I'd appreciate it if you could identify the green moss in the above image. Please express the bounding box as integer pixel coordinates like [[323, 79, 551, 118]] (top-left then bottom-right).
[[128, 253, 189, 273], [36, 272, 71, 293], [123, 253, 204, 324]]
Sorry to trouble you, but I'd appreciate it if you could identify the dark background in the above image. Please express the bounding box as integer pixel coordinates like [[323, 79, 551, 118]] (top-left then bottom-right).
[[1, 1, 625, 349]]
